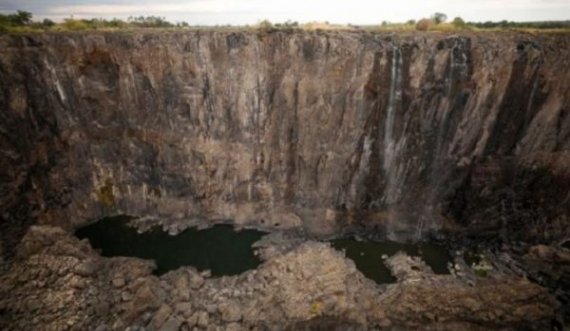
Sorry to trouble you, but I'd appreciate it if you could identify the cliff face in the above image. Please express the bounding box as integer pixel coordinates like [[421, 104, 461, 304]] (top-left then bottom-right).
[[0, 31, 569, 246]]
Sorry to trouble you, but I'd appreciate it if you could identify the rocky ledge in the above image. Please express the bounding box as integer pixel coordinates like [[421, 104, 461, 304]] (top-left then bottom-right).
[[0, 226, 559, 330]]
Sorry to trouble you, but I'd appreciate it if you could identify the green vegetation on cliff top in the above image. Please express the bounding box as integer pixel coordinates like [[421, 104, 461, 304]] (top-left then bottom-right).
[[1, 10, 569, 33]]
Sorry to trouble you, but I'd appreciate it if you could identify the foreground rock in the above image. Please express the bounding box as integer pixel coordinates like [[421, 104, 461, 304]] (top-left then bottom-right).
[[521, 245, 570, 323], [0, 226, 559, 330]]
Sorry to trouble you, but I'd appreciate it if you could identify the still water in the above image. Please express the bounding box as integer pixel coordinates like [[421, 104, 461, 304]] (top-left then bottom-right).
[[76, 216, 265, 276], [77, 216, 451, 284], [330, 238, 452, 284]]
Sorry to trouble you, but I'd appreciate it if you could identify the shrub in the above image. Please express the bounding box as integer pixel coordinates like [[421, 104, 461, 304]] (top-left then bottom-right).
[[0, 10, 33, 31], [431, 12, 447, 25], [11, 10, 32, 25], [128, 16, 173, 28], [452, 17, 466, 29], [257, 19, 273, 30], [283, 20, 298, 28], [309, 301, 323, 316], [63, 18, 89, 30], [42, 18, 55, 27], [96, 179, 115, 208], [416, 18, 432, 31]]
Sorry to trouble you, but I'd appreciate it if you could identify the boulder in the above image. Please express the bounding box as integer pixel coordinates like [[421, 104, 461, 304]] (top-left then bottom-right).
[[219, 303, 242, 322]]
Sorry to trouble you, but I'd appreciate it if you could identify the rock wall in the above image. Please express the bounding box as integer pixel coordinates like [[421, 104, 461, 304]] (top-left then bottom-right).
[[0, 31, 569, 247]]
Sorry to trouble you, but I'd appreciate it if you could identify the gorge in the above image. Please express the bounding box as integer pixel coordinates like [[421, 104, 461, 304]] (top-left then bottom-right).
[[0, 29, 569, 330]]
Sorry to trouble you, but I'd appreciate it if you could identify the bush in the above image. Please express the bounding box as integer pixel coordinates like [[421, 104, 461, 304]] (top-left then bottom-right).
[[62, 18, 89, 30], [42, 18, 55, 27], [432, 12, 447, 24], [128, 16, 173, 28], [452, 17, 466, 29], [0, 10, 33, 31], [282, 20, 298, 28], [258, 19, 273, 30], [11, 10, 32, 25], [416, 18, 432, 31]]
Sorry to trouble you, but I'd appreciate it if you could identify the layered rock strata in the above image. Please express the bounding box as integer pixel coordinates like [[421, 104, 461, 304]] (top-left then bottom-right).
[[0, 31, 569, 248]]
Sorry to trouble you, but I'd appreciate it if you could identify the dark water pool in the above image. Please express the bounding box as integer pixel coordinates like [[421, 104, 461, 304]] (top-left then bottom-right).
[[76, 216, 265, 276], [330, 238, 452, 284]]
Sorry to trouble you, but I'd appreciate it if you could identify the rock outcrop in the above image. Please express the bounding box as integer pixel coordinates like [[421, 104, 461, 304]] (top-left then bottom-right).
[[0, 226, 558, 330], [1, 31, 569, 249]]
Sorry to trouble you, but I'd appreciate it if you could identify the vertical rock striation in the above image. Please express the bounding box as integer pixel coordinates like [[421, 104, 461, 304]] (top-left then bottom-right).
[[0, 31, 569, 248]]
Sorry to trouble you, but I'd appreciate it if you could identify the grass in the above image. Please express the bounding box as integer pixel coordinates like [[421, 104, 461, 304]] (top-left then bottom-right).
[[1, 14, 569, 34], [3, 25, 569, 35], [359, 22, 570, 34]]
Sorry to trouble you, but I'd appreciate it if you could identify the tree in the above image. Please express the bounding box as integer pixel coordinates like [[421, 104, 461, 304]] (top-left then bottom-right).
[[0, 10, 32, 31], [257, 19, 273, 31], [416, 18, 432, 31], [128, 16, 173, 28], [431, 12, 447, 24], [12, 10, 32, 25], [452, 17, 466, 28], [0, 10, 32, 29], [42, 19, 55, 27], [283, 20, 298, 28]]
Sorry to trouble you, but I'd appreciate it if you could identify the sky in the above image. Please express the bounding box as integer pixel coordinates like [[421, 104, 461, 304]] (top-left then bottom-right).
[[0, 0, 569, 25]]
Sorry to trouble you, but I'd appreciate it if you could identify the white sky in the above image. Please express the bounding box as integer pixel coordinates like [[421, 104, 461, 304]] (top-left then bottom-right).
[[1, 0, 569, 25]]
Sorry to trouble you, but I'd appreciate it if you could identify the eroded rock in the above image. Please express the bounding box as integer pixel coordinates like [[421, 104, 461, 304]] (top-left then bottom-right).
[[0, 226, 561, 330], [385, 251, 434, 282], [1, 31, 568, 250]]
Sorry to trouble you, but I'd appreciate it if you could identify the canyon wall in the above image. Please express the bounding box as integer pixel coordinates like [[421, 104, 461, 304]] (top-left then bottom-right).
[[1, 30, 569, 249]]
